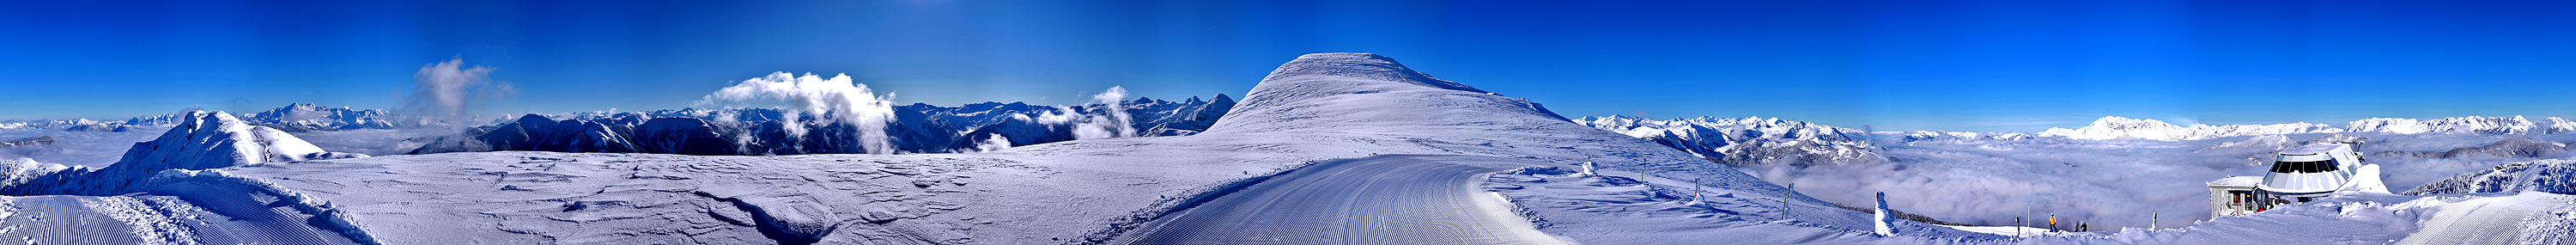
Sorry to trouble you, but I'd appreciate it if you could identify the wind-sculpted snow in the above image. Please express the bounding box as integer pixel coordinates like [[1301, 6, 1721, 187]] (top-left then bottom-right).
[[1575, 115, 1885, 166]]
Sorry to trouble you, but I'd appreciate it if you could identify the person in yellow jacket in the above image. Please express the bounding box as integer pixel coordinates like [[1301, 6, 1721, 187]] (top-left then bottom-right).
[[2048, 214, 2058, 232]]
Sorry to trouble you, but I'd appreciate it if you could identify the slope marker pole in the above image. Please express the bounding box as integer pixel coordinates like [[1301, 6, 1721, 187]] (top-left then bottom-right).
[[1781, 182, 1793, 220]]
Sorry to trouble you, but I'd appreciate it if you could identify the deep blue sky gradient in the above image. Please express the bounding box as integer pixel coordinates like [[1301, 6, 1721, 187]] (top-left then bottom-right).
[[3, 1, 2573, 132]]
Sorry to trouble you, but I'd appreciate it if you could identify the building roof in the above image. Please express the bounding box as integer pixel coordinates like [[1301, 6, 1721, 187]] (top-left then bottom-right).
[[2208, 176, 2263, 187]]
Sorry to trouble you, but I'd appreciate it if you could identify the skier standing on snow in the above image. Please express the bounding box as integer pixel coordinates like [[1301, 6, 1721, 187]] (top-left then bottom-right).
[[2048, 214, 2057, 232]]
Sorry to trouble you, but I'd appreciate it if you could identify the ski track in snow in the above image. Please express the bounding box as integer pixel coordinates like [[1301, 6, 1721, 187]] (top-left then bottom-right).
[[2398, 193, 2576, 244], [1120, 155, 1563, 244]]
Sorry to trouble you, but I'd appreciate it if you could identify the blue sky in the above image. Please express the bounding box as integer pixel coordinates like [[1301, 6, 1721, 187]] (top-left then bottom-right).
[[3, 1, 2574, 132]]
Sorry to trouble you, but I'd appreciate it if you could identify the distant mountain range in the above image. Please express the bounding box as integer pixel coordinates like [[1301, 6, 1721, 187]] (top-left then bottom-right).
[[1, 103, 447, 132], [408, 95, 1236, 155]]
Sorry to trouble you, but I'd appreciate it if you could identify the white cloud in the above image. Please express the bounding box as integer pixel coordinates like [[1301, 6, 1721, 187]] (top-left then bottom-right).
[[400, 57, 509, 119], [973, 133, 1012, 152], [1072, 86, 1134, 139], [695, 72, 900, 154]]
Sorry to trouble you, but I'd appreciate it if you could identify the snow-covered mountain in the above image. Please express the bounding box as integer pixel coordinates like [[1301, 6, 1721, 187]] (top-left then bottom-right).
[[118, 113, 190, 126], [2, 103, 441, 132], [2347, 116, 2576, 135], [410, 95, 1236, 155], [240, 103, 443, 131], [0, 119, 116, 130], [1572, 115, 1884, 166], [2402, 158, 2576, 195], [2038, 116, 2343, 141], [0, 110, 366, 196], [1897, 131, 2035, 143], [2196, 135, 2295, 152]]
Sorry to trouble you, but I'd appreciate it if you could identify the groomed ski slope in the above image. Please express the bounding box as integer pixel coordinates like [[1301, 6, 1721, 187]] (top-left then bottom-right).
[[2397, 193, 2576, 244], [1119, 155, 1564, 244]]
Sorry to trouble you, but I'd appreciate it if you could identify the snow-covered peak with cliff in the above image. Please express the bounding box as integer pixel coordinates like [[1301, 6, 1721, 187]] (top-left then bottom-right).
[[2348, 115, 2576, 135], [1572, 115, 1882, 166], [240, 103, 440, 131]]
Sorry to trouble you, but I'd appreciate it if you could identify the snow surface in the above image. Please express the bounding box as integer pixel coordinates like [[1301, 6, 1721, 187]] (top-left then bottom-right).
[[0, 52, 1857, 244], [1115, 155, 1565, 244], [10, 52, 2576, 244]]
